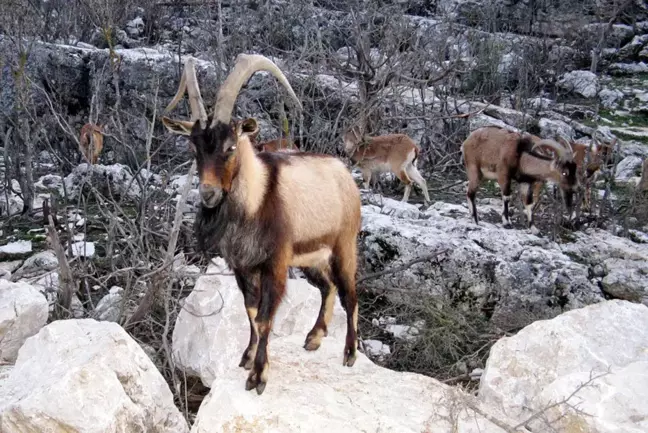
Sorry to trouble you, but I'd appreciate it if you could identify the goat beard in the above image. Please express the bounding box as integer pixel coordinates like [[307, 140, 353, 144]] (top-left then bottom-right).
[[193, 197, 272, 269]]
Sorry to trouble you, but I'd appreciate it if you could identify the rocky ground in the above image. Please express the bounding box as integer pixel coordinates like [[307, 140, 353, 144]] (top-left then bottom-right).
[[2, 0, 648, 431]]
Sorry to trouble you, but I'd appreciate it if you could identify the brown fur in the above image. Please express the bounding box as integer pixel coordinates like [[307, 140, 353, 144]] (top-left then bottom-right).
[[343, 127, 430, 204], [162, 54, 360, 396], [78, 123, 104, 164], [462, 126, 578, 234]]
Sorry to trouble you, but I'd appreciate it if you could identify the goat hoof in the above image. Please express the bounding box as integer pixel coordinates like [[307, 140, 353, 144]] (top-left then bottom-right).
[[304, 329, 325, 351], [245, 373, 257, 391], [343, 349, 357, 367], [245, 371, 267, 395], [530, 225, 540, 235]]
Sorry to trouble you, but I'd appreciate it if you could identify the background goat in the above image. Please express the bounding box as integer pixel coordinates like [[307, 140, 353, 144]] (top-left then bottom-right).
[[462, 126, 578, 234], [235, 118, 302, 153], [78, 123, 104, 164], [342, 125, 430, 205], [533, 136, 616, 211], [161, 55, 361, 395]]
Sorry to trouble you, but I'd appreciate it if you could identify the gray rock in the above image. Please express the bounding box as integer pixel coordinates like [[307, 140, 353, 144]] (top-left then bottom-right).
[[557, 70, 598, 98], [602, 258, 648, 305], [538, 118, 574, 140], [599, 88, 625, 108], [11, 251, 58, 281], [91, 286, 124, 323], [360, 198, 608, 331], [615, 155, 643, 182]]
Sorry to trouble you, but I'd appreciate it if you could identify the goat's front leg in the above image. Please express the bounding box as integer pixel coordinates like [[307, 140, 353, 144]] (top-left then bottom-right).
[[245, 258, 288, 395], [520, 182, 540, 235], [234, 270, 260, 370], [498, 174, 513, 227]]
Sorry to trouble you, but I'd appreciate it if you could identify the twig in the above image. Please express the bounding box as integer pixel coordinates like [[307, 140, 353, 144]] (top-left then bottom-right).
[[46, 215, 75, 316], [123, 160, 197, 328], [357, 249, 448, 285]]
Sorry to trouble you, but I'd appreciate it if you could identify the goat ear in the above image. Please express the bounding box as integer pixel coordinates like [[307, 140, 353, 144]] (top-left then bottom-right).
[[238, 117, 259, 139], [162, 117, 195, 136]]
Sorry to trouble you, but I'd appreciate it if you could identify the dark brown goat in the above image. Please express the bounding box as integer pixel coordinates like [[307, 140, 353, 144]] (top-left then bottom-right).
[[161, 55, 361, 395]]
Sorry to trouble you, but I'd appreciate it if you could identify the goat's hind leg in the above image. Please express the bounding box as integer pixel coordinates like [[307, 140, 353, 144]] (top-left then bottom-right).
[[331, 238, 358, 368], [246, 258, 288, 395], [302, 266, 338, 351], [234, 270, 260, 370], [519, 182, 540, 235], [497, 171, 513, 227], [407, 164, 431, 205]]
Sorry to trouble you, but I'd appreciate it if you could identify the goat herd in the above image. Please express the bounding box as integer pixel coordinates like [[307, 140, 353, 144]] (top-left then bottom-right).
[[74, 53, 621, 395]]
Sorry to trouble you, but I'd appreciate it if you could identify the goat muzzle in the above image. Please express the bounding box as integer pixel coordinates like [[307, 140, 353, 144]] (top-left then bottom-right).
[[199, 183, 224, 208]]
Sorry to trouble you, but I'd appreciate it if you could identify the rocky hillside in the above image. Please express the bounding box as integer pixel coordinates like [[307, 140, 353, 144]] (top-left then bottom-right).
[[1, 0, 648, 431]]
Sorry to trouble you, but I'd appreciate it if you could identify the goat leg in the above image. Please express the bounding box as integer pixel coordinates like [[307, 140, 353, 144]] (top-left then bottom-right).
[[234, 270, 261, 370], [246, 259, 287, 395]]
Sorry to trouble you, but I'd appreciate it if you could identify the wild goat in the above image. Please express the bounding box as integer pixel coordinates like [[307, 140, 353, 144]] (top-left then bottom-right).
[[236, 118, 301, 153], [161, 55, 361, 395], [532, 136, 616, 211], [462, 126, 578, 234], [78, 123, 105, 164], [342, 125, 430, 204]]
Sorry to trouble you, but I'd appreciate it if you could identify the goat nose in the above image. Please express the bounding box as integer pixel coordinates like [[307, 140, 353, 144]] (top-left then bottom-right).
[[199, 184, 215, 201]]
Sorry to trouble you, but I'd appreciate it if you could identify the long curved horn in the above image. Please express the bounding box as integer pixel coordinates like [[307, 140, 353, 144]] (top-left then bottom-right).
[[533, 139, 571, 162], [164, 57, 208, 128], [210, 54, 303, 128]]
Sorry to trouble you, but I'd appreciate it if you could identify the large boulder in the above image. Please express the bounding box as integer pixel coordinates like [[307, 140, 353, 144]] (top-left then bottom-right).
[[0, 319, 189, 433], [190, 334, 512, 433], [479, 300, 648, 433], [172, 257, 348, 387], [0, 280, 48, 363]]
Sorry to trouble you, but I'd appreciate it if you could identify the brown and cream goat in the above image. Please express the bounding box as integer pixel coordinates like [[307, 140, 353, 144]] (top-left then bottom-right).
[[161, 55, 361, 395], [462, 126, 578, 234], [78, 122, 105, 164], [342, 125, 430, 204]]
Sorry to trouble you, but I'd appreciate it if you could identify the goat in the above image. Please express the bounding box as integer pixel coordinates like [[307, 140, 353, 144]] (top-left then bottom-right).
[[533, 136, 616, 211], [342, 125, 431, 205], [462, 126, 578, 234], [161, 55, 361, 395], [235, 118, 302, 153], [78, 123, 105, 164]]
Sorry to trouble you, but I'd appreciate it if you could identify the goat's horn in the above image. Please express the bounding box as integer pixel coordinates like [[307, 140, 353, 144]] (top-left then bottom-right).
[[533, 139, 570, 161], [210, 54, 303, 128], [165, 57, 208, 128]]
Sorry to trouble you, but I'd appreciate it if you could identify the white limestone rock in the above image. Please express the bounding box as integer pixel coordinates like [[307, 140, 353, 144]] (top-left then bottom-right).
[[0, 241, 32, 258], [479, 300, 648, 433], [190, 334, 512, 433], [172, 258, 347, 387], [0, 280, 48, 363], [0, 319, 189, 433]]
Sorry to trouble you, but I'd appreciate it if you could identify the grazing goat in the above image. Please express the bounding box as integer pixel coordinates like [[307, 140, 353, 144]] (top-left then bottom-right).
[[161, 55, 361, 395], [533, 136, 616, 211], [342, 125, 430, 204], [462, 126, 578, 234], [78, 123, 105, 164]]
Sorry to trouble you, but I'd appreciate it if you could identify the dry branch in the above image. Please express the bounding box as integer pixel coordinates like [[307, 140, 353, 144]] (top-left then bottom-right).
[[46, 215, 75, 316], [357, 249, 448, 285]]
